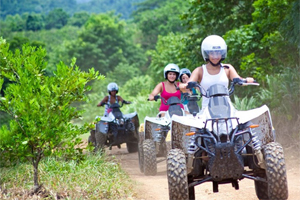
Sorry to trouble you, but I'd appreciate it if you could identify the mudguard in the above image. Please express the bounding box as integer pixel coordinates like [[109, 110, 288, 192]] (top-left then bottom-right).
[[96, 121, 109, 134], [123, 111, 137, 119], [143, 112, 169, 140], [100, 112, 115, 122], [170, 118, 192, 153], [236, 104, 275, 144]]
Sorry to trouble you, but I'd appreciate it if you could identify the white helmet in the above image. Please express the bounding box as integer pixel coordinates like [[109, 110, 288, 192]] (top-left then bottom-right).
[[179, 68, 191, 82], [201, 35, 227, 61], [163, 63, 180, 80], [107, 82, 119, 94]]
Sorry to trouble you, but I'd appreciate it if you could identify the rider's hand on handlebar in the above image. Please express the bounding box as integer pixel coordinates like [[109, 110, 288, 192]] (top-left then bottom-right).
[[186, 81, 197, 89], [245, 77, 255, 83], [233, 77, 258, 86], [97, 102, 105, 106], [148, 95, 154, 101], [179, 83, 188, 90], [148, 95, 160, 101]]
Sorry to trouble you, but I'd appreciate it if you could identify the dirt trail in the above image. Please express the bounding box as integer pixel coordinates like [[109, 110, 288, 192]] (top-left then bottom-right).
[[108, 145, 300, 200]]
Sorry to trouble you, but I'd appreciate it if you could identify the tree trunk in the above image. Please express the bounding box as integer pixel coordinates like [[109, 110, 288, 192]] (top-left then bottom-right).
[[31, 151, 42, 193]]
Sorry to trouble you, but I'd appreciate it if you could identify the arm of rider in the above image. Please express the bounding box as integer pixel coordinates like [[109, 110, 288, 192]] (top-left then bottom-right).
[[116, 95, 131, 104], [179, 82, 188, 91], [97, 96, 108, 107], [148, 83, 162, 101], [122, 100, 131, 104], [227, 64, 254, 83], [181, 67, 202, 90]]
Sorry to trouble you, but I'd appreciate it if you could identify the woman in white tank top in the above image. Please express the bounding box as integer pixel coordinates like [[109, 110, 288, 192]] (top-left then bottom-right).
[[201, 64, 229, 108], [179, 35, 254, 109]]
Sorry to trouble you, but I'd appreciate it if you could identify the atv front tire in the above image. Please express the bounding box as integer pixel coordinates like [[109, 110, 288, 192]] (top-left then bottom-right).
[[143, 139, 157, 176], [167, 148, 189, 200], [254, 142, 288, 200]]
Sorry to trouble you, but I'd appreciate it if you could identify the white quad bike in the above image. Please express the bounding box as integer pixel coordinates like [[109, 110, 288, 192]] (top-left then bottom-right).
[[167, 78, 288, 200], [138, 95, 196, 176], [89, 101, 139, 153]]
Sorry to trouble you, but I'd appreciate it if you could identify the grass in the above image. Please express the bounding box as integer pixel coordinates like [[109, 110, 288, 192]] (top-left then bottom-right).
[[0, 153, 136, 199]]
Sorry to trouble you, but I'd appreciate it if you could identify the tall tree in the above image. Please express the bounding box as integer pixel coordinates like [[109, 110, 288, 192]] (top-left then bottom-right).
[[45, 8, 69, 30], [4, 14, 26, 32], [67, 12, 146, 74], [280, 0, 300, 48], [224, 0, 298, 80], [132, 0, 189, 49], [181, 0, 255, 66], [25, 13, 45, 31], [68, 11, 90, 27]]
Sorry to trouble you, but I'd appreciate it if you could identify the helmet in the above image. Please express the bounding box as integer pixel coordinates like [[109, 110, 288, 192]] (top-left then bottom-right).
[[164, 63, 180, 80], [179, 68, 191, 82], [201, 35, 227, 62], [107, 82, 118, 94]]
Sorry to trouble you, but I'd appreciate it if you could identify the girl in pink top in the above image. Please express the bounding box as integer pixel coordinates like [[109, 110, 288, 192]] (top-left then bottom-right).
[[148, 63, 184, 111]]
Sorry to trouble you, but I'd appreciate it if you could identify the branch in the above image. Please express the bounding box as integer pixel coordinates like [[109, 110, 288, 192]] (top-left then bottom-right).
[[0, 101, 25, 133]]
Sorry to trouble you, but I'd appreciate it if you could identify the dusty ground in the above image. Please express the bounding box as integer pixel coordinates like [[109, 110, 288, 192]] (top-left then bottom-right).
[[108, 144, 300, 200]]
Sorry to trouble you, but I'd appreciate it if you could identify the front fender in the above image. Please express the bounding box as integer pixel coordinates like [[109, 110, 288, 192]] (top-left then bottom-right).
[[144, 116, 170, 140], [236, 105, 275, 144], [123, 112, 137, 119]]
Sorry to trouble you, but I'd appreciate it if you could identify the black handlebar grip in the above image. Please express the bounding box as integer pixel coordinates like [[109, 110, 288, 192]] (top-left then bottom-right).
[[187, 81, 197, 89]]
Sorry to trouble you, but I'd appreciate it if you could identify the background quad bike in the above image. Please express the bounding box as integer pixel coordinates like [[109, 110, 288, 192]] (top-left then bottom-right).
[[138, 95, 200, 176], [88, 102, 140, 153]]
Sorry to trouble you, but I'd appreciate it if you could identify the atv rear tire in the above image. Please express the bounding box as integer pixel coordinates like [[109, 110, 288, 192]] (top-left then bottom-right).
[[126, 140, 138, 153], [95, 131, 106, 152], [167, 148, 189, 200], [157, 140, 167, 157], [138, 142, 144, 173], [254, 142, 288, 200], [138, 132, 145, 173], [88, 130, 96, 146], [143, 139, 157, 176]]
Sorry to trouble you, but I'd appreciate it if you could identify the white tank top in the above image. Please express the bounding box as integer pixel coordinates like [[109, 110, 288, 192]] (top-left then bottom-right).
[[104, 95, 118, 116], [200, 64, 229, 108]]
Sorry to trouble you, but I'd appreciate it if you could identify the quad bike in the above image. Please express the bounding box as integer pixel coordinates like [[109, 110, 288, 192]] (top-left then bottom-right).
[[138, 95, 187, 176], [167, 78, 288, 200], [89, 101, 139, 153]]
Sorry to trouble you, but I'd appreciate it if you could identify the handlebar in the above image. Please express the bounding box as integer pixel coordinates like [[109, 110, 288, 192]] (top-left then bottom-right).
[[99, 100, 131, 108], [232, 78, 259, 86], [187, 78, 259, 97], [147, 95, 161, 101], [148, 95, 183, 106]]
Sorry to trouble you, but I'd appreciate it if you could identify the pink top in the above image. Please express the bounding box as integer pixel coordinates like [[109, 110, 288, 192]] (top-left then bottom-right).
[[159, 82, 184, 111]]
